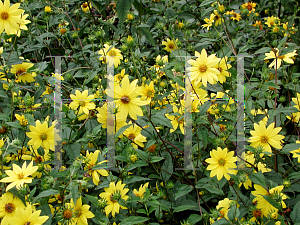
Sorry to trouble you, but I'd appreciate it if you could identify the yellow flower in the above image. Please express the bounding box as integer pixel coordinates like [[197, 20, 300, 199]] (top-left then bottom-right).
[[130, 154, 138, 162], [81, 2, 91, 13], [65, 197, 94, 225], [252, 185, 287, 216], [0, 0, 24, 35], [138, 81, 155, 104], [241, 1, 256, 13], [114, 68, 127, 82], [214, 56, 231, 84], [165, 105, 184, 134], [98, 44, 123, 68], [290, 140, 300, 163], [0, 192, 26, 225], [205, 147, 237, 180], [250, 109, 268, 125], [202, 13, 214, 30], [248, 121, 285, 154], [133, 182, 149, 198], [44, 6, 52, 12], [216, 198, 234, 219], [15, 114, 28, 126], [85, 150, 109, 185], [213, 10, 223, 26], [69, 90, 95, 115], [123, 122, 147, 148], [26, 120, 55, 151], [188, 49, 220, 87], [177, 22, 184, 29], [127, 13, 134, 20], [99, 181, 129, 217], [0, 46, 3, 54], [264, 48, 297, 69], [11, 62, 36, 83], [114, 75, 147, 120], [162, 38, 178, 53], [265, 16, 280, 27], [10, 205, 48, 225], [226, 10, 242, 21], [0, 161, 38, 191], [218, 3, 225, 12]]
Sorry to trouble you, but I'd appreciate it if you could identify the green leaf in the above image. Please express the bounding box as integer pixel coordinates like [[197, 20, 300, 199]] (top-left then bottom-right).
[[161, 153, 173, 182], [227, 205, 240, 221], [200, 0, 216, 7], [291, 201, 300, 223], [152, 113, 173, 129], [254, 47, 272, 55], [0, 90, 8, 98], [116, 0, 133, 27], [262, 195, 282, 210], [212, 218, 230, 225], [173, 205, 198, 213], [115, 123, 133, 138], [86, 194, 100, 208], [175, 184, 193, 200], [124, 176, 150, 184], [32, 189, 59, 203], [70, 181, 79, 205], [281, 143, 300, 154], [140, 27, 156, 46], [187, 214, 202, 225], [249, 171, 267, 189], [150, 156, 165, 163], [120, 216, 149, 225]]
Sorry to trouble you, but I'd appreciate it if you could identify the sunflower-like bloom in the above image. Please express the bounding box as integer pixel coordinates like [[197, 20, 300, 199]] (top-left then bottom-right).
[[65, 197, 94, 225], [216, 198, 235, 220], [226, 10, 242, 21], [205, 147, 237, 180], [133, 182, 149, 198], [214, 56, 232, 84], [69, 90, 95, 115], [10, 205, 49, 225], [202, 13, 214, 30], [15, 114, 28, 126], [0, 161, 38, 191], [114, 75, 148, 120], [0, 0, 24, 35], [264, 48, 297, 69], [99, 181, 129, 217], [290, 140, 300, 163], [188, 49, 220, 87], [248, 121, 285, 154], [265, 16, 280, 27], [85, 150, 109, 185], [242, 2, 256, 13], [165, 105, 185, 134], [11, 62, 36, 83], [162, 38, 178, 53], [98, 44, 123, 68], [26, 120, 55, 151], [123, 122, 147, 148], [252, 185, 287, 217], [0, 192, 25, 225], [138, 81, 155, 104], [81, 2, 92, 13], [213, 10, 223, 26]]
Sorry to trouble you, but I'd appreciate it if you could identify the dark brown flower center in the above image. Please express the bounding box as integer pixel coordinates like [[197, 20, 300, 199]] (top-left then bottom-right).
[[218, 67, 223, 72], [199, 65, 207, 73], [5, 203, 15, 213], [82, 3, 88, 8], [168, 43, 175, 49], [128, 133, 135, 140], [261, 135, 268, 143], [16, 68, 27, 76], [1, 12, 9, 20], [253, 209, 262, 218], [63, 209, 73, 219], [121, 96, 130, 104], [34, 156, 43, 164]]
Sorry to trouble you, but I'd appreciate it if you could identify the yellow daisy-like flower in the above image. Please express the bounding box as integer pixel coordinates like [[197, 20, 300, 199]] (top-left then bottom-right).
[[0, 161, 38, 191], [44, 6, 52, 13], [99, 181, 129, 217], [252, 185, 287, 217], [138, 81, 155, 104], [290, 140, 300, 163], [188, 49, 220, 87], [15, 114, 28, 126], [205, 147, 237, 180], [214, 56, 231, 84], [11, 62, 36, 83], [114, 68, 127, 82], [248, 121, 284, 154], [81, 2, 91, 13], [114, 75, 148, 120], [213, 10, 223, 26], [10, 205, 49, 225], [133, 182, 149, 198], [69, 90, 95, 115], [264, 48, 297, 69], [165, 105, 184, 134], [123, 122, 147, 148], [226, 10, 242, 21], [216, 198, 234, 220], [202, 13, 214, 30], [26, 120, 55, 151], [242, 1, 256, 13], [0, 0, 24, 35], [65, 197, 94, 225], [0, 192, 26, 225], [98, 44, 123, 68], [162, 38, 178, 53], [265, 16, 280, 27], [85, 150, 109, 185]]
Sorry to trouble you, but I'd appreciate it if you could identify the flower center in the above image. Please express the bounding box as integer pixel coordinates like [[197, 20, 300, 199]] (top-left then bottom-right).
[[278, 55, 285, 59], [253, 209, 262, 218], [147, 90, 153, 97], [260, 135, 268, 143], [121, 96, 130, 104], [18, 172, 24, 179], [215, 15, 220, 20], [110, 192, 121, 203], [247, 5, 253, 11], [63, 209, 73, 219], [168, 43, 175, 49], [24, 222, 31, 225], [40, 134, 47, 141], [270, 21, 274, 25], [128, 133, 135, 140], [109, 49, 117, 57], [1, 12, 9, 20], [75, 209, 82, 218], [218, 67, 222, 72], [34, 156, 43, 164], [16, 68, 27, 77], [82, 3, 88, 8], [79, 101, 86, 107], [218, 158, 226, 166], [5, 203, 15, 213], [199, 65, 207, 73]]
